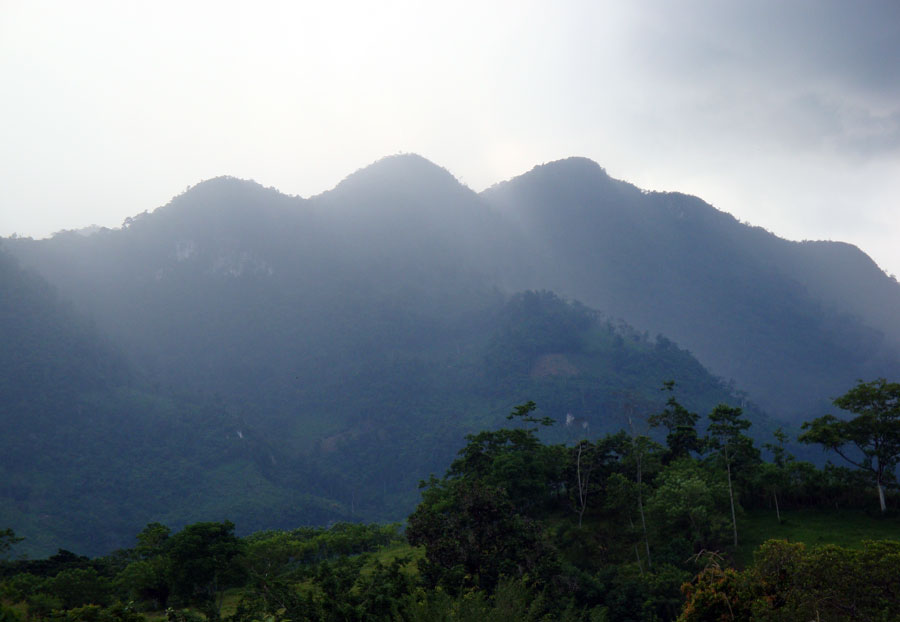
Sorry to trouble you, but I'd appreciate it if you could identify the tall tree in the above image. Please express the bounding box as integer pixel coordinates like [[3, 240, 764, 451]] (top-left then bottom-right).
[[707, 404, 757, 547], [623, 399, 661, 570], [568, 434, 623, 528], [406, 477, 556, 593], [800, 378, 900, 512], [760, 427, 793, 522], [572, 440, 595, 528], [648, 382, 703, 463], [0, 528, 23, 560], [448, 401, 561, 512], [166, 521, 245, 619]]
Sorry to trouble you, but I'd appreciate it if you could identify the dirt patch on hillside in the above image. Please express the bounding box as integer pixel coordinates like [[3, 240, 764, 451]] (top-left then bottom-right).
[[530, 353, 579, 378]]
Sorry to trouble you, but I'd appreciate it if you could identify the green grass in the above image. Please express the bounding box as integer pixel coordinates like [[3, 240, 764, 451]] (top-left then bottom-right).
[[736, 508, 900, 566]]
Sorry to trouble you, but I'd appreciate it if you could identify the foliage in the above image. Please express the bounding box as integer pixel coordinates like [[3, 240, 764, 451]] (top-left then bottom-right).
[[48, 603, 143, 622], [399, 577, 588, 622], [679, 539, 900, 621], [4, 385, 900, 620], [800, 378, 900, 511], [0, 531, 23, 561], [166, 521, 244, 617], [645, 459, 732, 559], [46, 568, 111, 610], [407, 478, 557, 594], [649, 382, 703, 463], [447, 402, 565, 512], [707, 404, 759, 547]]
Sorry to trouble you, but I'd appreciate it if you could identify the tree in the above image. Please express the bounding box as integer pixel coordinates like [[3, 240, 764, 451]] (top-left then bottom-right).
[[116, 522, 172, 609], [447, 401, 562, 511], [408, 402, 562, 594], [707, 404, 758, 548], [646, 458, 731, 557], [505, 400, 553, 428], [760, 427, 792, 522], [135, 522, 170, 558], [572, 440, 595, 528], [568, 434, 623, 528], [47, 567, 112, 609], [678, 539, 900, 621], [406, 478, 555, 593], [623, 432, 661, 570], [0, 529, 23, 560], [800, 378, 900, 513], [649, 382, 703, 463], [166, 521, 245, 619], [622, 396, 664, 571]]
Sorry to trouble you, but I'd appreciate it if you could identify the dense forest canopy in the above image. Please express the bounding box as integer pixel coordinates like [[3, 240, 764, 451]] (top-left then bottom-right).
[[2, 381, 899, 621]]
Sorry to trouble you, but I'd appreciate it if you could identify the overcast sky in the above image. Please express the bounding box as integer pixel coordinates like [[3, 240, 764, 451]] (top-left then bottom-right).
[[2, 0, 899, 275]]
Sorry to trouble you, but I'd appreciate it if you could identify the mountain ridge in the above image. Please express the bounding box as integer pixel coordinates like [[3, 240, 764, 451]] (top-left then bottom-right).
[[1, 242, 758, 555], [478, 157, 899, 416], [3, 153, 899, 554], [8, 153, 898, 420]]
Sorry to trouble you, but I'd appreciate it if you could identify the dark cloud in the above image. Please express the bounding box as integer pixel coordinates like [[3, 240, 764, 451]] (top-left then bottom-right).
[[641, 1, 900, 95], [625, 1, 900, 157]]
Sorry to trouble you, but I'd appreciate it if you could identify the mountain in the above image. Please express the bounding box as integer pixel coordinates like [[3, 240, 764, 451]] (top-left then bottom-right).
[[0, 239, 748, 556], [0, 247, 351, 556], [480, 157, 900, 418], [2, 153, 898, 554]]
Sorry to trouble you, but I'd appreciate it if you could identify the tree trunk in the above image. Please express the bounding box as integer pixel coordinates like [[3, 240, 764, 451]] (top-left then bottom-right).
[[626, 411, 652, 570], [878, 481, 886, 513], [629, 517, 643, 575], [726, 454, 738, 548], [773, 488, 781, 523], [576, 443, 586, 527], [636, 450, 652, 569]]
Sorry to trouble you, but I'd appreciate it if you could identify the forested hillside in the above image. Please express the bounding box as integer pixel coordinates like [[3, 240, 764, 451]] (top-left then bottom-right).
[[0, 248, 755, 556], [3, 383, 899, 621], [10, 155, 898, 420], [2, 154, 898, 554], [0, 248, 347, 555], [481, 157, 900, 418]]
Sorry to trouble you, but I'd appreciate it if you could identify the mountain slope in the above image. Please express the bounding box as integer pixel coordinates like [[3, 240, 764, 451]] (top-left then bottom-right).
[[0, 159, 778, 554], [480, 158, 900, 418], [1, 246, 751, 555], [0, 247, 350, 556]]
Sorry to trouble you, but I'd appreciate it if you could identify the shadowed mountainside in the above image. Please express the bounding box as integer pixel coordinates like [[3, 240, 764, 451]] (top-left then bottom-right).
[[3, 153, 898, 554], [481, 157, 899, 417]]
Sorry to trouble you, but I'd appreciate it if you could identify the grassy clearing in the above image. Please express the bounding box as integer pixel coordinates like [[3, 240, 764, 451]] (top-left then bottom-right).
[[735, 508, 900, 566]]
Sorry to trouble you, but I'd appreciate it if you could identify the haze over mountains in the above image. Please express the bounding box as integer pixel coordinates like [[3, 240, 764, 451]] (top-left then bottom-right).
[[3, 154, 898, 555]]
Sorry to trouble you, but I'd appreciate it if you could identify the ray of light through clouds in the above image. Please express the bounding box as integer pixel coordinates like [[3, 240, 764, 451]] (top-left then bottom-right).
[[1, 0, 898, 275]]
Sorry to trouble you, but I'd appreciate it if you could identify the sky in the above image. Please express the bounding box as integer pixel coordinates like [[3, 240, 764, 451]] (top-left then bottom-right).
[[2, 0, 899, 276]]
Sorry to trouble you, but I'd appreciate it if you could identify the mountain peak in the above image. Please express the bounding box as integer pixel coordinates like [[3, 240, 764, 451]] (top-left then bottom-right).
[[326, 153, 469, 199], [136, 176, 299, 232], [533, 156, 607, 174], [172, 176, 274, 206], [481, 156, 641, 210]]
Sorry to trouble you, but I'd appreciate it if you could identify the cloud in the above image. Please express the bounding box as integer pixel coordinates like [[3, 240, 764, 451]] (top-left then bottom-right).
[[0, 0, 898, 275], [608, 1, 900, 158]]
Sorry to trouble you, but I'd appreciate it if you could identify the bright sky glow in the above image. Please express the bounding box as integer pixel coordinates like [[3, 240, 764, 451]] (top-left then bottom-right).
[[2, 0, 899, 275]]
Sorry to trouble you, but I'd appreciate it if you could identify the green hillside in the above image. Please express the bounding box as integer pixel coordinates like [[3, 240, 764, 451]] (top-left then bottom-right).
[[2, 154, 898, 556], [3, 381, 898, 621]]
